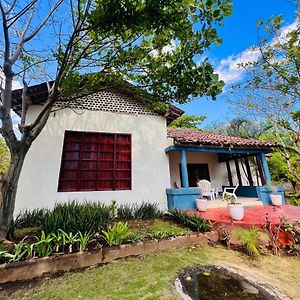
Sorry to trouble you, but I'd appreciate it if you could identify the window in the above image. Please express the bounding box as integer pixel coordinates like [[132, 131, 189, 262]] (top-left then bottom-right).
[[58, 131, 131, 192]]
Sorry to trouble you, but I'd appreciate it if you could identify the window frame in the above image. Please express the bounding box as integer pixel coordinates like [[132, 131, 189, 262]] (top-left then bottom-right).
[[57, 130, 132, 192]]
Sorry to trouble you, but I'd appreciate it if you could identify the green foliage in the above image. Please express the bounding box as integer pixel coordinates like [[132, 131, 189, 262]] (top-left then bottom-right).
[[102, 222, 132, 246], [117, 204, 135, 219], [31, 231, 54, 258], [268, 150, 299, 185], [117, 202, 161, 219], [151, 220, 191, 239], [61, 0, 233, 103], [1, 238, 29, 262], [234, 227, 266, 257], [168, 115, 206, 129], [133, 202, 161, 219], [230, 13, 300, 183], [170, 209, 212, 232], [15, 208, 47, 229], [0, 138, 10, 176], [209, 118, 266, 139], [78, 231, 94, 252], [42, 201, 113, 235]]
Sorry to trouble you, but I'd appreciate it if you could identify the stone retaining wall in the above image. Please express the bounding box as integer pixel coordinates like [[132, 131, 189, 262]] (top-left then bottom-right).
[[0, 232, 218, 284]]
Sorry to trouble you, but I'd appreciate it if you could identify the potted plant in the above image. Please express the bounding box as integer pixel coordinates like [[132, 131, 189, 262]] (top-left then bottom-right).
[[196, 196, 207, 212], [223, 193, 244, 221], [268, 186, 282, 206]]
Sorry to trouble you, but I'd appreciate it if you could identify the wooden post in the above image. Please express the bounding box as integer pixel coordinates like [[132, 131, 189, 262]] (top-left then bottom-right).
[[244, 157, 254, 186], [256, 155, 266, 186], [225, 160, 233, 186], [234, 159, 242, 186]]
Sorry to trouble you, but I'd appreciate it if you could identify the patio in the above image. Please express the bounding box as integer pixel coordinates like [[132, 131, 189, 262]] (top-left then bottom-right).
[[166, 128, 284, 210], [188, 204, 300, 227]]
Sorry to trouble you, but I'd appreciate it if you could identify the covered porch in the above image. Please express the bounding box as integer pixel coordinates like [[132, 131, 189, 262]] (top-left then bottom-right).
[[166, 128, 284, 210]]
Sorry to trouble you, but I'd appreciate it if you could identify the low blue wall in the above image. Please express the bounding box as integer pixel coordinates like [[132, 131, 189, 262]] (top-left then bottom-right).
[[222, 186, 258, 197], [166, 188, 200, 210], [256, 186, 285, 205]]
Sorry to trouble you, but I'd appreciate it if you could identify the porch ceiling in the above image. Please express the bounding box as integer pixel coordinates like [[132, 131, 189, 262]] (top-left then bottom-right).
[[165, 145, 273, 156]]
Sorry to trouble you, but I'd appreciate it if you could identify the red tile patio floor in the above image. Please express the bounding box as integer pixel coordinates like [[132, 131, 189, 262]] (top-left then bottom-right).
[[187, 205, 300, 227]]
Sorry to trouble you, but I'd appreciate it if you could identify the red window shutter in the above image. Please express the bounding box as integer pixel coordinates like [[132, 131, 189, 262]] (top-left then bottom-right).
[[58, 131, 131, 192]]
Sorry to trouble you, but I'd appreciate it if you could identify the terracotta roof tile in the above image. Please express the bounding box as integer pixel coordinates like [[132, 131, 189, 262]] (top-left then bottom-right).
[[167, 128, 277, 149]]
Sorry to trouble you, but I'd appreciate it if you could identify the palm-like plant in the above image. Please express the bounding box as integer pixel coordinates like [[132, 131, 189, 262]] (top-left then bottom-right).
[[102, 222, 132, 246]]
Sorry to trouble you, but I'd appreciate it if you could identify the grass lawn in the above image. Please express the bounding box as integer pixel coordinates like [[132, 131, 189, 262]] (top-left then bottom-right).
[[1, 245, 300, 300]]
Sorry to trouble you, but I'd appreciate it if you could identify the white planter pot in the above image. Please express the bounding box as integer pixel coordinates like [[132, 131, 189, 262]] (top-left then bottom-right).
[[228, 203, 244, 221], [196, 198, 207, 212], [270, 194, 282, 206]]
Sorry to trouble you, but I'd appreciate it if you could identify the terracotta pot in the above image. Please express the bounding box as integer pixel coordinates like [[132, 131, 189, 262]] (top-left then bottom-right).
[[196, 198, 207, 212], [228, 203, 244, 221], [270, 194, 282, 206]]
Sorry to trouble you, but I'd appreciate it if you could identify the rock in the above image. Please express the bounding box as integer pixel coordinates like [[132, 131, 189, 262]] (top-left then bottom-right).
[[241, 281, 259, 294]]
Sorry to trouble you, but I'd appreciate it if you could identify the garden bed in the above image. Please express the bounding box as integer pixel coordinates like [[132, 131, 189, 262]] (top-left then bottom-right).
[[0, 232, 217, 284]]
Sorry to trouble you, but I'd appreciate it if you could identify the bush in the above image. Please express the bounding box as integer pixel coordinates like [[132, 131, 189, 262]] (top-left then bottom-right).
[[133, 202, 161, 219], [117, 202, 161, 219], [233, 227, 267, 257], [169, 209, 212, 232], [42, 201, 113, 235], [102, 222, 132, 246]]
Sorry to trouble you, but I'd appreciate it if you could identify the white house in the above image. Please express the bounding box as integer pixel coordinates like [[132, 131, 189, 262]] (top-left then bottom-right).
[[12, 82, 278, 213]]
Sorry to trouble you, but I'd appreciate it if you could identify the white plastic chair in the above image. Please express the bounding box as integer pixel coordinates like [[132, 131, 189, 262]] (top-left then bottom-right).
[[197, 179, 215, 200], [222, 185, 238, 202]]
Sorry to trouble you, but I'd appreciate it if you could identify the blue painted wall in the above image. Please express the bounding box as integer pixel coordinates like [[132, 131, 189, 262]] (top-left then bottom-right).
[[256, 186, 285, 205], [166, 188, 200, 210], [222, 186, 258, 198]]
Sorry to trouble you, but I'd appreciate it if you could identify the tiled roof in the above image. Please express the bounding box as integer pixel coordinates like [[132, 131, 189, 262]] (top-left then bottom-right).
[[167, 128, 277, 149]]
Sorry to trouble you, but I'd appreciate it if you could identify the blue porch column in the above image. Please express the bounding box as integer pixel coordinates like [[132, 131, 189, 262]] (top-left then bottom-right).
[[259, 153, 271, 184], [180, 150, 189, 188]]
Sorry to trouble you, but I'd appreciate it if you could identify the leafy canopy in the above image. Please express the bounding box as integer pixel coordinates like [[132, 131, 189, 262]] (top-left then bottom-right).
[[168, 114, 206, 129], [62, 0, 233, 103]]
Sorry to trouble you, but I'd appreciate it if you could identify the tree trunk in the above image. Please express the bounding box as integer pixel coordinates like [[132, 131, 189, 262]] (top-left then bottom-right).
[[0, 146, 29, 240]]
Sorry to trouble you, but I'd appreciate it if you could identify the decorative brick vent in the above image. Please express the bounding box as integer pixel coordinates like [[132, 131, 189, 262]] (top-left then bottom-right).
[[54, 90, 159, 116]]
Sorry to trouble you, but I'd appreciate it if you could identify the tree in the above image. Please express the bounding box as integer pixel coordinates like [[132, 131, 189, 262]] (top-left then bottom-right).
[[208, 118, 266, 138], [0, 0, 233, 239], [0, 139, 9, 175], [168, 114, 206, 129], [230, 12, 300, 183]]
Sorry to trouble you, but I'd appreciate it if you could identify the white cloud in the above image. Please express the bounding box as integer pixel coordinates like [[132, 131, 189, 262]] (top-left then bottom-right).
[[162, 40, 176, 54], [215, 20, 298, 85], [215, 47, 260, 83], [149, 39, 177, 57]]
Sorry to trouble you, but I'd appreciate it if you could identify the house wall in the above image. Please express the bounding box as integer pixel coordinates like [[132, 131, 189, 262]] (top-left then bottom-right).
[[168, 150, 260, 191], [15, 105, 171, 213]]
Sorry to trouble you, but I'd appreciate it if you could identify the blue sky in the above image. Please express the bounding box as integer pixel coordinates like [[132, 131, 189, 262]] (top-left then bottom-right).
[[179, 0, 297, 127]]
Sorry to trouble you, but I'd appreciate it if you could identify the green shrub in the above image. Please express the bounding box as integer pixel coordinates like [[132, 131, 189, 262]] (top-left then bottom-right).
[[233, 227, 267, 257], [78, 231, 94, 252], [170, 209, 212, 232], [1, 238, 29, 262], [117, 202, 161, 219], [102, 222, 132, 246], [31, 231, 54, 258], [42, 201, 113, 234], [133, 202, 161, 219], [117, 204, 135, 219]]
